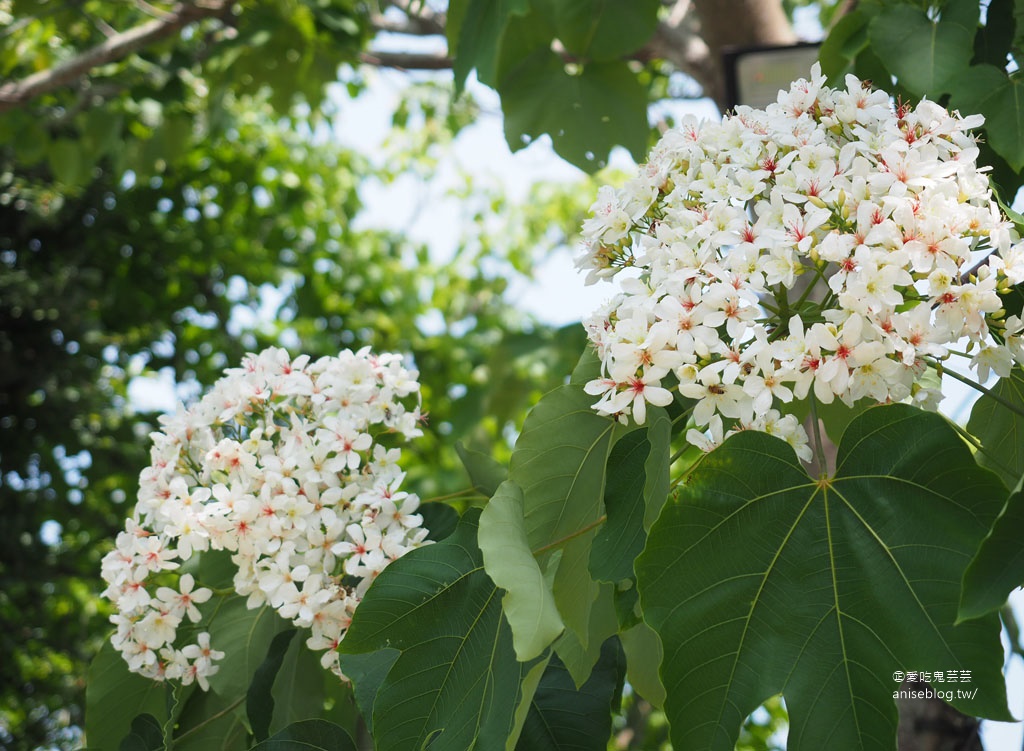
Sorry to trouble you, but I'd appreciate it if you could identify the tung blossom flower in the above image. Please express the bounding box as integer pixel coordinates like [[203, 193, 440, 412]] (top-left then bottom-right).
[[577, 64, 1024, 458], [100, 347, 430, 686]]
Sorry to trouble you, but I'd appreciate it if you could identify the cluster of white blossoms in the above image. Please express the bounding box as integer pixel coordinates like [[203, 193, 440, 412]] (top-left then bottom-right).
[[100, 346, 429, 687], [578, 64, 1024, 459]]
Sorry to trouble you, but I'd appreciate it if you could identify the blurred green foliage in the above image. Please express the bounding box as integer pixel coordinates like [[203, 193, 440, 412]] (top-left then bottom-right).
[[0, 3, 601, 747]]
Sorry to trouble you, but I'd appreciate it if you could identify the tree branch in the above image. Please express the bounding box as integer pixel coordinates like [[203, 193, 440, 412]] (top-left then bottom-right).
[[0, 1, 232, 114], [359, 50, 453, 71], [380, 0, 446, 36]]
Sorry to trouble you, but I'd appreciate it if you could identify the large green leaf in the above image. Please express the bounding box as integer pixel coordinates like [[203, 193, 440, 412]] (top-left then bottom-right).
[[455, 441, 509, 497], [509, 384, 617, 645], [269, 633, 330, 735], [546, 0, 661, 61], [118, 714, 163, 751], [480, 480, 565, 661], [500, 54, 648, 171], [868, 5, 974, 96], [85, 642, 168, 751], [619, 622, 665, 708], [819, 8, 872, 80], [450, 0, 531, 90], [339, 510, 540, 751], [590, 429, 650, 584], [636, 404, 1011, 751], [336, 650, 399, 735], [966, 367, 1024, 487], [173, 688, 249, 751], [553, 582, 619, 687], [206, 596, 289, 699], [974, 0, 1014, 66], [514, 637, 625, 751], [641, 406, 671, 531], [248, 629, 298, 742], [950, 65, 1024, 172], [588, 405, 670, 585], [960, 482, 1024, 619], [249, 719, 356, 751]]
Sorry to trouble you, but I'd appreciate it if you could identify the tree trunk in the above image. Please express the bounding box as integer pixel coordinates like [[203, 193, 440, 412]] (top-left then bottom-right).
[[896, 681, 984, 751], [690, 0, 797, 110]]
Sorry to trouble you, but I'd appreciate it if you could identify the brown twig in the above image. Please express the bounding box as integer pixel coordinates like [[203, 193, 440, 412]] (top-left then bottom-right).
[[0, 1, 232, 114]]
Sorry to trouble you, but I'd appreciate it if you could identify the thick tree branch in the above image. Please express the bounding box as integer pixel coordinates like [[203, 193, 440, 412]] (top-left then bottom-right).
[[0, 1, 232, 114], [359, 50, 453, 71]]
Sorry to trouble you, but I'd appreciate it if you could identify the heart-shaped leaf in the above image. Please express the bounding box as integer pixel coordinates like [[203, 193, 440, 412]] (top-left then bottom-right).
[[950, 64, 1024, 172], [514, 637, 625, 751], [85, 642, 168, 751], [637, 404, 1010, 751], [960, 481, 1024, 620], [868, 5, 974, 96], [340, 510, 540, 751], [966, 367, 1024, 488], [249, 719, 356, 751]]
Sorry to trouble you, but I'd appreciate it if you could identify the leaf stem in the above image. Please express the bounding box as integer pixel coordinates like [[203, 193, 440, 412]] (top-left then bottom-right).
[[809, 393, 828, 476], [670, 402, 695, 426], [794, 263, 826, 309], [668, 444, 690, 466], [532, 514, 608, 556], [938, 365, 1024, 420], [422, 487, 479, 504], [945, 418, 1018, 480]]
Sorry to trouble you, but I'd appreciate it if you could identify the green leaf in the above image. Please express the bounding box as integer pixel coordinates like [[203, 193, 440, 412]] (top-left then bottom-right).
[[819, 9, 871, 81], [420, 501, 461, 542], [500, 56, 649, 171], [553, 582, 619, 687], [1014, 0, 1024, 56], [642, 405, 671, 530], [547, 0, 661, 61], [248, 629, 298, 742], [960, 482, 1024, 619], [510, 384, 616, 645], [339, 510, 540, 751], [974, 0, 1014, 66], [249, 719, 356, 751], [619, 622, 665, 708], [950, 65, 1024, 172], [455, 441, 508, 497], [85, 642, 168, 751], [507, 658, 551, 751], [480, 480, 565, 660], [966, 367, 1024, 487], [590, 429, 650, 583], [514, 637, 625, 751], [452, 0, 531, 90], [270, 633, 329, 736], [173, 686, 249, 751], [48, 138, 88, 187], [81, 109, 125, 158], [868, 5, 974, 96], [119, 713, 163, 751], [206, 597, 288, 699], [336, 650, 399, 735], [570, 346, 601, 386], [637, 404, 1011, 751]]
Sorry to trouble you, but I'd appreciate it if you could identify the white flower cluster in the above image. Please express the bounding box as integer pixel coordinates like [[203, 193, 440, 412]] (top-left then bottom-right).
[[578, 64, 1024, 458], [100, 346, 429, 687]]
